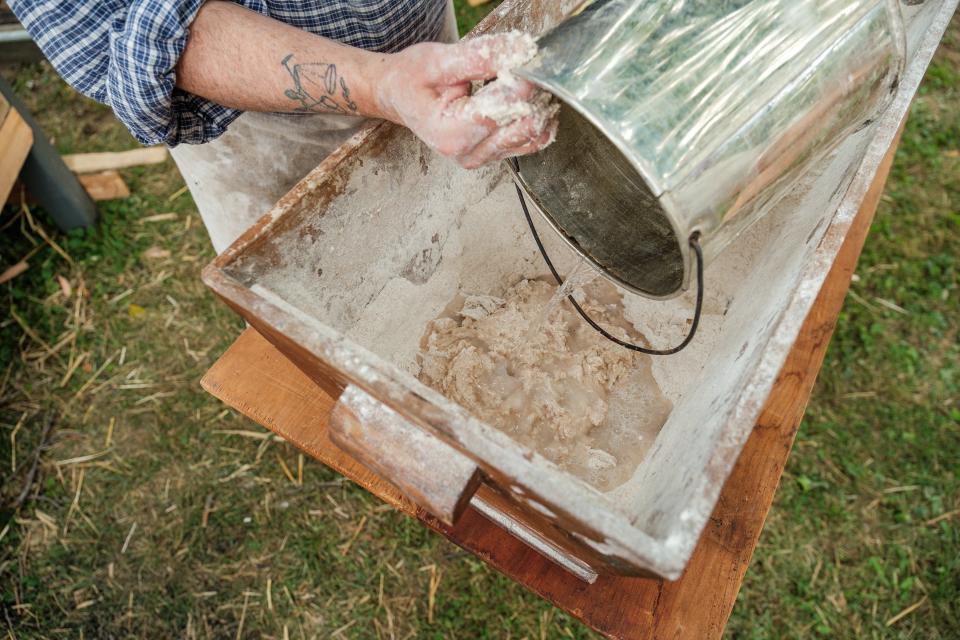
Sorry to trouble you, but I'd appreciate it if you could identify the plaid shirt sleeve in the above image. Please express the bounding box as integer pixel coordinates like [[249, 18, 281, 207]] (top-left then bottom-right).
[[9, 0, 447, 146]]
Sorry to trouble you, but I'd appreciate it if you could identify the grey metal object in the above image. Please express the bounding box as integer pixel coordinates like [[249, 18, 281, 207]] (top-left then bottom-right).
[[471, 492, 600, 583], [510, 0, 906, 298], [0, 78, 97, 230]]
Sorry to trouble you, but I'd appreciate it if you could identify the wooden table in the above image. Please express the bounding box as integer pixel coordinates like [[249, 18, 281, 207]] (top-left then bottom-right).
[[201, 130, 902, 639]]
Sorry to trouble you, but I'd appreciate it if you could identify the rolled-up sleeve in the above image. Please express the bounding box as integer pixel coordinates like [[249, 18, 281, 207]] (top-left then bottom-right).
[[10, 0, 267, 146]]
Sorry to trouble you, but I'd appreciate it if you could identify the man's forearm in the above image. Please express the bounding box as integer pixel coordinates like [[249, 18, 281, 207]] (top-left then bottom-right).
[[176, 1, 391, 119], [176, 4, 557, 168]]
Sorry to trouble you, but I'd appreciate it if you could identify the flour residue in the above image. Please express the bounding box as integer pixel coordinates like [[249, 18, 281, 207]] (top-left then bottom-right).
[[418, 278, 672, 491], [447, 31, 560, 143]]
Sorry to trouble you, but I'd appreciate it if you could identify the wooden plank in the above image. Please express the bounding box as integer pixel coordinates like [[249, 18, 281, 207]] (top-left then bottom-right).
[[77, 170, 130, 201], [201, 131, 903, 639], [0, 25, 43, 64], [62, 146, 168, 174], [0, 106, 33, 203]]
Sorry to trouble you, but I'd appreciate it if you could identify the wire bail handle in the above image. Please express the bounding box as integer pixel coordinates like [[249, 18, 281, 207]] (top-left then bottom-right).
[[509, 157, 704, 355]]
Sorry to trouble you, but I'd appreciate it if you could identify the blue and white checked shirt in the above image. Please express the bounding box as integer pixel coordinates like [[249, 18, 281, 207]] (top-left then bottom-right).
[[10, 1, 448, 145]]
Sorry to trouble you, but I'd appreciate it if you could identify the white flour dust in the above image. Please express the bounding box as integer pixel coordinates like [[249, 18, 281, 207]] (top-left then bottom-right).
[[448, 31, 560, 139], [418, 278, 672, 491]]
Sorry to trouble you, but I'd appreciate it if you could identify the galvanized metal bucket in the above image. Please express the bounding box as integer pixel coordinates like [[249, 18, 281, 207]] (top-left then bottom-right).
[[509, 0, 906, 299]]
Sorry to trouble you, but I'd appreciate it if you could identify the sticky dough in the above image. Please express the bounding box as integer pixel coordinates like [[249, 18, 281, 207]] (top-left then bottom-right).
[[418, 278, 672, 491]]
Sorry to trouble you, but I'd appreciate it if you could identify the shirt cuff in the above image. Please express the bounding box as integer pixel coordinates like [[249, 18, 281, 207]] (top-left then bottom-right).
[[105, 0, 268, 146]]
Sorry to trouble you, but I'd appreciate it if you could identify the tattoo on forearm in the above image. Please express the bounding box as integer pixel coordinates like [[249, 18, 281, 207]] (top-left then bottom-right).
[[282, 54, 358, 114]]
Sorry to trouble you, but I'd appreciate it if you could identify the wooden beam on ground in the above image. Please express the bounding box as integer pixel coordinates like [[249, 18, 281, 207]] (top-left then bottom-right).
[[77, 170, 130, 201], [62, 146, 168, 174]]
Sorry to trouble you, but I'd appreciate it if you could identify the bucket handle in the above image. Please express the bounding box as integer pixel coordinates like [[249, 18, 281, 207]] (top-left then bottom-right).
[[510, 157, 704, 356]]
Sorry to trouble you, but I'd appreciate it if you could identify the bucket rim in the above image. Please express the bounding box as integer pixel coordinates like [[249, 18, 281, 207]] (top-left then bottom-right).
[[507, 75, 694, 299]]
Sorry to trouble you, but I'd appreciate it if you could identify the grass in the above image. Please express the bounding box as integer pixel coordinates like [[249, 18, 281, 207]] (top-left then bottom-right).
[[726, 17, 960, 639], [1, 3, 958, 638]]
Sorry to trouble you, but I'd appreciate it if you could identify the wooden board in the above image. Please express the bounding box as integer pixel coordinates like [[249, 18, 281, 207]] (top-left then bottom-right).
[[77, 170, 130, 201], [0, 97, 34, 203], [62, 146, 168, 174], [201, 130, 902, 638]]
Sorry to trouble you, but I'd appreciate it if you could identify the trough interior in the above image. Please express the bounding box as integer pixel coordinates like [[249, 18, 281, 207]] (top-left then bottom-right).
[[220, 105, 877, 546]]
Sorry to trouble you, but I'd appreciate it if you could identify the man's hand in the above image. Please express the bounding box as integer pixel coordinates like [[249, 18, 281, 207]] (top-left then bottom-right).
[[375, 33, 558, 168], [178, 3, 557, 168]]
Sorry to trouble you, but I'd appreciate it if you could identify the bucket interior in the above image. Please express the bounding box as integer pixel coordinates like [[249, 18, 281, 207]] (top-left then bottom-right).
[[515, 106, 685, 298]]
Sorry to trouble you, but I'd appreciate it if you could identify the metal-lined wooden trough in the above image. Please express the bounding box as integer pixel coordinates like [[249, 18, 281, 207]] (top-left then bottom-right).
[[203, 0, 955, 580]]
